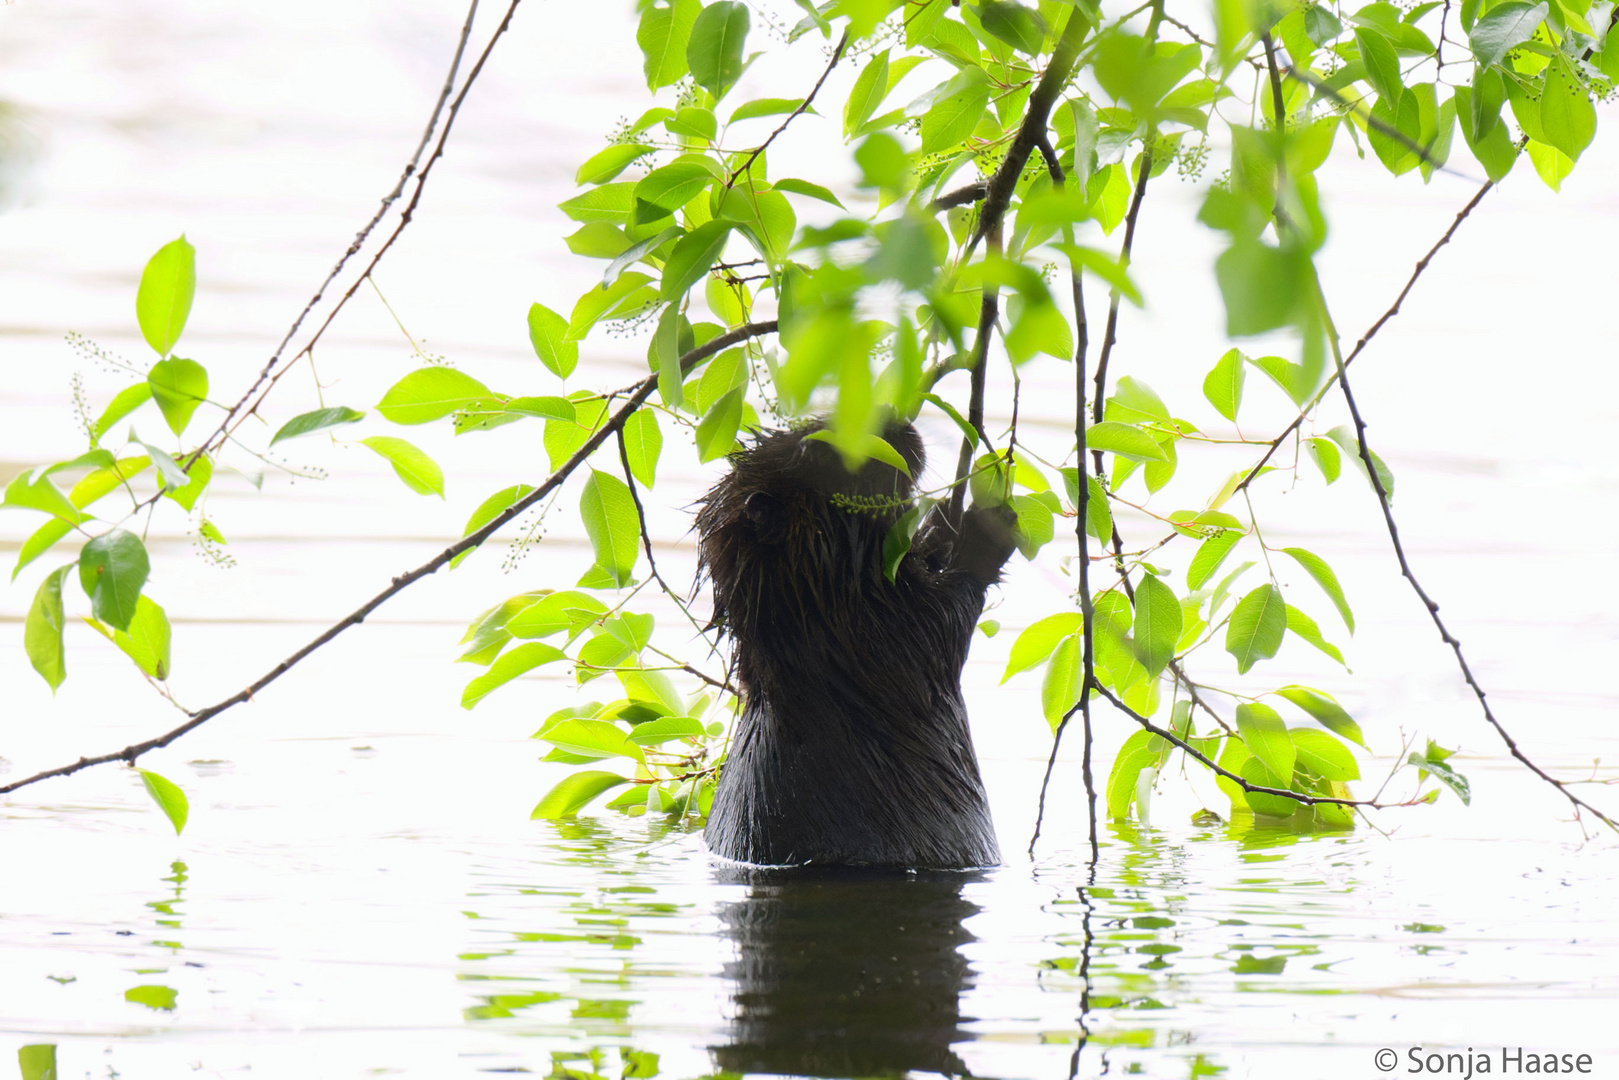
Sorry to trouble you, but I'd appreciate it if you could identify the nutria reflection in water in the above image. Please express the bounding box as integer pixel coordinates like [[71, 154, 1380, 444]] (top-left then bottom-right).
[[696, 420, 1017, 869], [711, 868, 983, 1077]]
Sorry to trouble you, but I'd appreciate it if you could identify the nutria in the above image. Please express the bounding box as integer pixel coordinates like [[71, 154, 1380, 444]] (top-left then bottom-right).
[[696, 420, 1016, 868]]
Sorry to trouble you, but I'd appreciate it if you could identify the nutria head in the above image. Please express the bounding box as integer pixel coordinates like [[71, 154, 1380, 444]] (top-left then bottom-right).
[[696, 419, 925, 642]]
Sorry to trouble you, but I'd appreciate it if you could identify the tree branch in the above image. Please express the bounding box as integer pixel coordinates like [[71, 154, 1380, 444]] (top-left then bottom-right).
[[1092, 683, 1417, 810], [725, 32, 850, 188], [186, 0, 522, 465], [0, 322, 778, 798], [1030, 141, 1097, 862], [1235, 176, 1498, 494], [1322, 310, 1617, 832]]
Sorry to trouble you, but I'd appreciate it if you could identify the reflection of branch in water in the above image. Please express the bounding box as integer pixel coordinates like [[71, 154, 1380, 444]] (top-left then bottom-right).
[[712, 868, 983, 1078]]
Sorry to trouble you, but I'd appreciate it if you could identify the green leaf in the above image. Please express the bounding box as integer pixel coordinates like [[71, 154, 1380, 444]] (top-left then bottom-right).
[[1003, 612, 1083, 682], [78, 529, 150, 633], [844, 49, 891, 138], [125, 984, 178, 1011], [25, 564, 71, 692], [695, 386, 745, 462], [1041, 632, 1082, 733], [146, 357, 209, 437], [627, 716, 707, 745], [566, 222, 633, 258], [731, 96, 808, 122], [506, 590, 608, 640], [1526, 139, 1574, 191], [580, 470, 640, 588], [462, 642, 568, 708], [639, 0, 701, 89], [359, 436, 444, 497], [1538, 54, 1595, 161], [541, 719, 645, 762], [1132, 573, 1182, 677], [636, 158, 719, 211], [1307, 436, 1341, 483], [558, 183, 639, 225], [270, 406, 365, 445], [1224, 583, 1285, 674], [1106, 729, 1169, 819], [139, 770, 189, 835], [1289, 728, 1360, 783], [1235, 702, 1294, 782], [576, 143, 654, 185], [882, 505, 922, 583], [376, 367, 493, 425], [622, 408, 663, 488], [93, 383, 154, 444], [1187, 531, 1240, 591], [1213, 238, 1303, 338], [1285, 604, 1346, 666], [603, 226, 683, 289], [1203, 347, 1246, 421], [451, 484, 535, 569], [773, 177, 846, 209], [1010, 493, 1055, 558], [87, 593, 172, 680], [531, 770, 632, 819], [1275, 685, 1364, 746], [1280, 546, 1354, 632], [1354, 28, 1404, 104], [528, 303, 579, 379], [136, 236, 196, 356], [1468, 0, 1547, 66], [921, 67, 992, 154], [1086, 421, 1168, 462], [1326, 425, 1395, 498], [620, 666, 684, 715], [3, 471, 83, 524], [976, 0, 1048, 54], [661, 221, 732, 302], [568, 272, 658, 341], [687, 0, 750, 97], [18, 1045, 56, 1080], [1410, 743, 1471, 804]]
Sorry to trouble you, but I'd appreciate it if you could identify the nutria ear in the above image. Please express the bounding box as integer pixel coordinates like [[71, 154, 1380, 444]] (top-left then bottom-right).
[[954, 503, 1020, 584], [744, 491, 788, 544]]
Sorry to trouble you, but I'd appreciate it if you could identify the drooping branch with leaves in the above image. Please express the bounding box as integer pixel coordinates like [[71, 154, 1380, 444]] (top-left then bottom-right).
[[6, 0, 1616, 839]]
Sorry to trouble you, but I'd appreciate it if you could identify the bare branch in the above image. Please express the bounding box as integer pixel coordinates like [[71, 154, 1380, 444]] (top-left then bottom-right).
[[725, 32, 850, 188], [1235, 176, 1498, 494], [1324, 315, 1617, 832]]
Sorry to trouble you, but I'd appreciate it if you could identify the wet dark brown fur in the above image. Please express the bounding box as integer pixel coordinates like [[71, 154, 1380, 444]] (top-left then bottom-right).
[[696, 420, 1016, 868]]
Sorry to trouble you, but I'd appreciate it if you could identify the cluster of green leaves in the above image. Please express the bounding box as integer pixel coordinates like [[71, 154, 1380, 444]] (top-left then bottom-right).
[[27, 0, 1603, 829]]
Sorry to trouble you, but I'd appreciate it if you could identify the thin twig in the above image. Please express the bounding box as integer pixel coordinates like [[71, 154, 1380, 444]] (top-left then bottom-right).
[[725, 32, 850, 188], [1030, 140, 1097, 862], [1235, 177, 1498, 494], [181, 0, 496, 467], [1321, 305, 1617, 832], [228, 0, 525, 435], [948, 226, 1001, 522], [0, 322, 778, 797]]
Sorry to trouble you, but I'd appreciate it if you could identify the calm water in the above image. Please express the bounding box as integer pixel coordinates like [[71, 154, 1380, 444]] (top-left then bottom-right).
[[3, 2, 1618, 1077]]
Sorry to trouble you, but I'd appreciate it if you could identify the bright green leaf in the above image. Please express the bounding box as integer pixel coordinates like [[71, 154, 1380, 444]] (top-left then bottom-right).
[[139, 770, 189, 835], [146, 357, 209, 437], [1225, 583, 1285, 674], [360, 436, 444, 497], [78, 529, 149, 633], [135, 236, 196, 356]]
